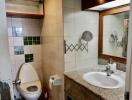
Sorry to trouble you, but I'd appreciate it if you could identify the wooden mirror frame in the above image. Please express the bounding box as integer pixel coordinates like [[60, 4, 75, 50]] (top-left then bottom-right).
[[98, 4, 130, 64]]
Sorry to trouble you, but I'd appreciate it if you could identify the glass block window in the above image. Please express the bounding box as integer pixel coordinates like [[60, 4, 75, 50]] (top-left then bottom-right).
[[24, 36, 40, 45], [25, 54, 34, 62], [14, 46, 24, 55]]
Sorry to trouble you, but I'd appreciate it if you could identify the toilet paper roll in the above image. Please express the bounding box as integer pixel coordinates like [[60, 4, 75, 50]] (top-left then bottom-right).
[[49, 75, 62, 90]]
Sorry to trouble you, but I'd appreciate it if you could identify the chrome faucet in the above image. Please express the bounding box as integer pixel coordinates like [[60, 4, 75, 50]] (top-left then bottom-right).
[[103, 58, 114, 76], [105, 65, 114, 76]]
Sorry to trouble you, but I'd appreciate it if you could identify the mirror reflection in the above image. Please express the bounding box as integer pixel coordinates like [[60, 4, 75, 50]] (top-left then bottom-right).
[[103, 11, 129, 58]]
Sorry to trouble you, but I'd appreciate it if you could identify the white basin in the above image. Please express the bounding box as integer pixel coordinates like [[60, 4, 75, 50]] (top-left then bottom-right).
[[83, 72, 124, 89]]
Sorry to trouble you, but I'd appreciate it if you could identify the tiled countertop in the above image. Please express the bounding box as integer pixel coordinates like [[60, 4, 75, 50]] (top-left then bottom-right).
[[64, 67, 125, 100]]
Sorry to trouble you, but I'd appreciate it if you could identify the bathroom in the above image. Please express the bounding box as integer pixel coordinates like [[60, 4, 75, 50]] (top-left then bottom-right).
[[0, 0, 132, 100]]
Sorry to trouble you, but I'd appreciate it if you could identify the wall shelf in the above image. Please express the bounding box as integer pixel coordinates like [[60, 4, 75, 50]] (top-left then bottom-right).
[[6, 12, 44, 18]]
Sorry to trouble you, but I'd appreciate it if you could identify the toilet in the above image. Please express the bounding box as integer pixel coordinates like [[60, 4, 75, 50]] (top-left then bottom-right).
[[17, 63, 42, 100]]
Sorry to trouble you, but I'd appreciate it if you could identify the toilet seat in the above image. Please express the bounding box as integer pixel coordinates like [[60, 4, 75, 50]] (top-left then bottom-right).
[[18, 81, 42, 95]]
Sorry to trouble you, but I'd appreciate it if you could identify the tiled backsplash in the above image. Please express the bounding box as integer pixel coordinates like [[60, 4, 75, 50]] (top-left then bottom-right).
[[98, 58, 126, 72]]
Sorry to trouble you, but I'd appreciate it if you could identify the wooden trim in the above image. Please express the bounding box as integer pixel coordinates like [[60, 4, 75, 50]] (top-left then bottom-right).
[[98, 5, 130, 64], [6, 12, 44, 19], [100, 4, 130, 15], [81, 0, 115, 10], [43, 0, 45, 16]]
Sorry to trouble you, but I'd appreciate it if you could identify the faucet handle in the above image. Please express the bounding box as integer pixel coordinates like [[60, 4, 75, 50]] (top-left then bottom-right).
[[102, 65, 110, 72], [107, 58, 114, 64], [106, 65, 111, 70]]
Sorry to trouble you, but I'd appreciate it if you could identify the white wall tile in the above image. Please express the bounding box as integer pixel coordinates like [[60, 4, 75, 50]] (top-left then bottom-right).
[[74, 0, 81, 10], [8, 37, 14, 46], [13, 37, 24, 46], [9, 47, 14, 56], [63, 0, 99, 71], [8, 27, 13, 36], [10, 56, 16, 80], [12, 18, 22, 27], [64, 22, 74, 37], [29, 62, 43, 82], [14, 55, 25, 76], [64, 61, 76, 72], [63, 0, 75, 8], [63, 7, 74, 23], [64, 51, 76, 62], [7, 17, 12, 27], [24, 45, 32, 54], [76, 58, 98, 69], [22, 18, 41, 36]]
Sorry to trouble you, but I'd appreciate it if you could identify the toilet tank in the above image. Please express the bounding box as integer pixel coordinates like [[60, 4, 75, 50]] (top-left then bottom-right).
[[19, 63, 39, 83]]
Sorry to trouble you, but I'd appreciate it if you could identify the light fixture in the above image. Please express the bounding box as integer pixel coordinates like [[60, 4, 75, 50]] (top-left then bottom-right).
[[90, 0, 130, 11]]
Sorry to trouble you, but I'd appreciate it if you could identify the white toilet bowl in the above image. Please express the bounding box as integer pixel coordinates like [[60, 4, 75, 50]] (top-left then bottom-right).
[[17, 63, 42, 100]]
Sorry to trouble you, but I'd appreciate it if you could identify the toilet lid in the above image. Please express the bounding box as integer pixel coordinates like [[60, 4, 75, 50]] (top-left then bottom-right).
[[19, 63, 39, 83], [19, 81, 42, 94]]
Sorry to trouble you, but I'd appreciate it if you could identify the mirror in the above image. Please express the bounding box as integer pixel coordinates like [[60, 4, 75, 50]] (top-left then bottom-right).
[[99, 5, 130, 63]]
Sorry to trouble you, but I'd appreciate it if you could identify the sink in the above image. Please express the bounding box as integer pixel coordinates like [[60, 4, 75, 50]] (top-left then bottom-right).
[[83, 72, 124, 89]]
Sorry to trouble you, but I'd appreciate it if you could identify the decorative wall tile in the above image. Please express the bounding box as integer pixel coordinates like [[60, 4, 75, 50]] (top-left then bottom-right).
[[25, 54, 34, 62], [24, 36, 41, 45], [14, 46, 24, 55], [12, 27, 23, 37]]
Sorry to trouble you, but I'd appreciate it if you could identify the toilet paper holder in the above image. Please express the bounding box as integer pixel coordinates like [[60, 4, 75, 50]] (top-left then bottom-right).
[[49, 75, 62, 89]]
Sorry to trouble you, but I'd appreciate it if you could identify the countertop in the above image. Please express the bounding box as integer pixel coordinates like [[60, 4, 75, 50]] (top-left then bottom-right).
[[64, 67, 125, 100]]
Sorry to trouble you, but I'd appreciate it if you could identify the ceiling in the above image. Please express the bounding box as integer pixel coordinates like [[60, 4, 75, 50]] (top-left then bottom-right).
[[89, 0, 130, 11]]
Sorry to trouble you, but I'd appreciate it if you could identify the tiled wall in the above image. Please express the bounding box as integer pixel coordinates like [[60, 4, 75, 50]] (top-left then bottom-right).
[[7, 17, 43, 98], [63, 0, 99, 72]]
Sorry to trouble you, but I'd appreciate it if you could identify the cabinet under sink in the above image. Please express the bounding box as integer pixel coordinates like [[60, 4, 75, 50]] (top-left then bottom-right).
[[64, 76, 105, 100]]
